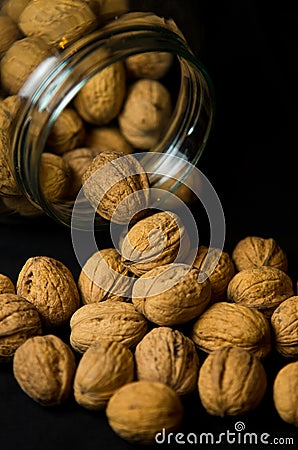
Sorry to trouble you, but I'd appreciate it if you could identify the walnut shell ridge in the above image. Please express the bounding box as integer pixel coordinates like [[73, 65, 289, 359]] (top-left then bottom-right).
[[271, 296, 298, 358]]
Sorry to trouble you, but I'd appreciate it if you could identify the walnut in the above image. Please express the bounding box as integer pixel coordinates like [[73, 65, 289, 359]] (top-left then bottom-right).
[[132, 263, 211, 326], [70, 300, 148, 353], [82, 151, 150, 224], [13, 334, 76, 406], [227, 266, 294, 317], [232, 236, 288, 272], [39, 152, 70, 202], [121, 211, 187, 276], [0, 274, 15, 294], [74, 340, 134, 410], [2, 0, 30, 23], [191, 302, 271, 358], [0, 95, 23, 132], [0, 293, 42, 361], [46, 108, 85, 154], [19, 0, 97, 47], [78, 248, 131, 304], [3, 195, 43, 217], [74, 62, 126, 126], [118, 79, 172, 150], [16, 256, 80, 328], [271, 296, 298, 358], [0, 15, 22, 57], [198, 346, 267, 417], [273, 361, 298, 427], [135, 326, 199, 396], [106, 381, 184, 445], [125, 51, 174, 80], [0, 36, 52, 95], [193, 246, 235, 302], [84, 126, 133, 155]]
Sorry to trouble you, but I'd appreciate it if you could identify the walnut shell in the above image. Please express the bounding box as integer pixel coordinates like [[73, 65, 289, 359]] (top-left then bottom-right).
[[135, 327, 199, 396], [273, 361, 298, 427], [74, 62, 126, 126], [0, 293, 42, 361], [0, 15, 22, 57], [193, 246, 235, 302], [39, 152, 70, 202], [191, 302, 271, 358], [271, 296, 298, 358], [19, 0, 97, 47], [118, 79, 172, 150], [82, 151, 150, 224], [13, 334, 76, 406], [121, 211, 187, 276], [70, 300, 148, 353], [198, 346, 267, 417], [78, 248, 131, 304], [2, 0, 30, 23], [46, 108, 85, 154], [0, 274, 15, 294], [227, 266, 294, 317], [16, 256, 80, 328], [232, 236, 288, 272], [74, 340, 134, 410], [106, 381, 184, 445], [125, 51, 174, 80], [132, 263, 211, 326], [84, 126, 133, 155]]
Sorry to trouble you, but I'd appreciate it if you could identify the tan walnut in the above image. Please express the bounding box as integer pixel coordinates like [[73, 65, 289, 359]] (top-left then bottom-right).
[[70, 300, 148, 353], [193, 246, 235, 302], [39, 152, 70, 202], [0, 293, 42, 362], [0, 15, 22, 57], [135, 326, 199, 396], [271, 296, 298, 358], [125, 51, 174, 80], [2, 0, 31, 23], [106, 381, 184, 445], [198, 346, 267, 417], [17, 256, 80, 328], [74, 339, 134, 410], [227, 266, 294, 317], [84, 126, 133, 155], [191, 301, 271, 358], [132, 263, 211, 326], [232, 236, 288, 272], [46, 108, 85, 154], [273, 361, 298, 427], [82, 151, 150, 224], [13, 334, 76, 406], [0, 274, 15, 294], [121, 211, 188, 276], [78, 248, 131, 304]]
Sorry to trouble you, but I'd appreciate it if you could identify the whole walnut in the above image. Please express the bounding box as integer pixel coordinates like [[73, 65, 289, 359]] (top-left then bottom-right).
[[121, 211, 188, 276], [74, 340, 134, 410], [82, 151, 150, 224], [46, 108, 85, 154], [125, 51, 173, 80], [191, 302, 271, 358], [273, 361, 298, 427], [271, 296, 298, 358], [118, 78, 172, 150], [198, 346, 267, 417], [106, 381, 184, 445], [227, 266, 294, 317], [74, 62, 126, 126], [39, 152, 70, 202], [0, 15, 22, 57], [0, 293, 42, 361], [19, 0, 97, 47], [84, 126, 133, 155], [13, 334, 76, 406], [193, 246, 235, 302], [70, 300, 148, 353], [132, 263, 211, 326], [232, 236, 288, 272], [78, 248, 131, 304], [135, 327, 199, 396], [0, 274, 15, 294], [17, 256, 80, 328]]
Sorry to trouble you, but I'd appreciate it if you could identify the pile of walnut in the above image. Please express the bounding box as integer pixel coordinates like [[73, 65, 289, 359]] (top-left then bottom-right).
[[0, 0, 178, 216], [1, 233, 298, 445]]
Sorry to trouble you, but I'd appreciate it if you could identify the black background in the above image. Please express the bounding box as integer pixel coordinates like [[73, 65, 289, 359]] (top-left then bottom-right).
[[0, 1, 298, 449]]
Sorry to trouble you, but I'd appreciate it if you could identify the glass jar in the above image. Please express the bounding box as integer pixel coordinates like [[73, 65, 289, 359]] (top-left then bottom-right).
[[0, 0, 214, 229]]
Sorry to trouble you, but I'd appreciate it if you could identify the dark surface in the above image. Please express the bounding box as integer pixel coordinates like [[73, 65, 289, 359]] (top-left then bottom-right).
[[1, 1, 298, 449]]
